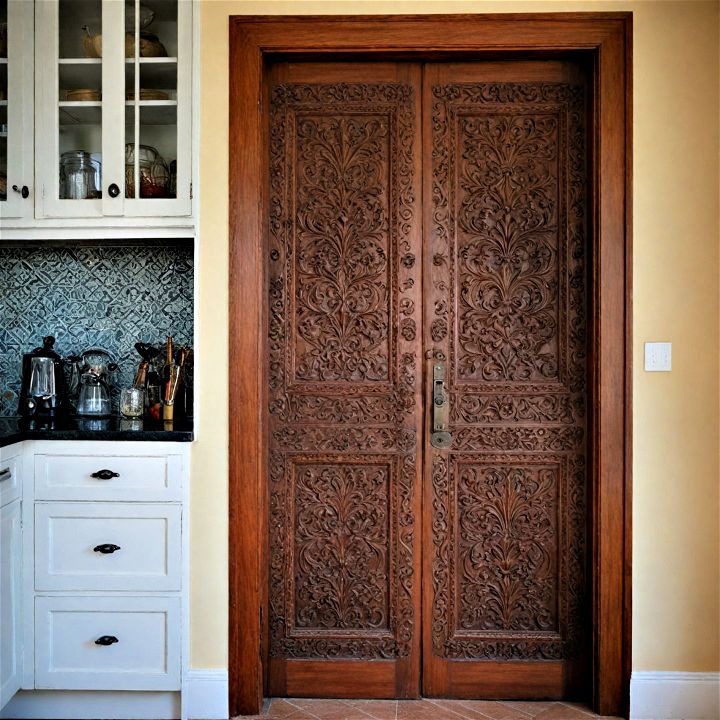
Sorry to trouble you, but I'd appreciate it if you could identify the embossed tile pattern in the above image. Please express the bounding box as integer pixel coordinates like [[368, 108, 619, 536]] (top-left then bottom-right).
[[236, 698, 623, 720], [0, 242, 193, 416]]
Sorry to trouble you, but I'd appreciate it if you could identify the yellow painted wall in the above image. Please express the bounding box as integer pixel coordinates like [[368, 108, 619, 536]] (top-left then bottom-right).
[[193, 0, 720, 674]]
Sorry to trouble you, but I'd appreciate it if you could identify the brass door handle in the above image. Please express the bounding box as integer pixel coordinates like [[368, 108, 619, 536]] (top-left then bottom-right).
[[430, 357, 452, 449]]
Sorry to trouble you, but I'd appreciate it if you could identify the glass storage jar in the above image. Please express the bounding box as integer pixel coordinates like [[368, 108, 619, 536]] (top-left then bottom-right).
[[59, 151, 101, 199]]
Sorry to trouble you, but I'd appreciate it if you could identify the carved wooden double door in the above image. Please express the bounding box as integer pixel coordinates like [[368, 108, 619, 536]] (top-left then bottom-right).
[[266, 60, 589, 701]]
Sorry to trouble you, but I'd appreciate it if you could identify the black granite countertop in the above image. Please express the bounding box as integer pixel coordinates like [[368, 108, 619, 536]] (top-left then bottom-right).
[[0, 416, 193, 448]]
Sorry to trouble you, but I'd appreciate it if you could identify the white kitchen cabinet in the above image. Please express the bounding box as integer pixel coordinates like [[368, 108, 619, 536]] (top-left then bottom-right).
[[0, 440, 189, 717], [34, 0, 192, 221], [0, 0, 34, 220], [30, 441, 187, 696], [0, 440, 23, 713]]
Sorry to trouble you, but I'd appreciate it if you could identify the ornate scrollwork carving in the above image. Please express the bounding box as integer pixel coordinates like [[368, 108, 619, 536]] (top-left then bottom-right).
[[429, 83, 588, 664], [294, 463, 391, 630], [457, 464, 558, 633], [268, 82, 419, 662], [452, 393, 576, 424]]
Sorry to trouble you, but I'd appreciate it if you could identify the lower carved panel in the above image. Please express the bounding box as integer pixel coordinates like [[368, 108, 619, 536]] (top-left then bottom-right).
[[270, 453, 416, 660], [456, 462, 559, 633], [432, 454, 585, 661], [294, 462, 391, 631]]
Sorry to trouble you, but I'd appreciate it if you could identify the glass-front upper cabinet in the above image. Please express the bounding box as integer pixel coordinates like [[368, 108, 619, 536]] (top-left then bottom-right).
[[35, 0, 191, 219], [0, 0, 34, 220]]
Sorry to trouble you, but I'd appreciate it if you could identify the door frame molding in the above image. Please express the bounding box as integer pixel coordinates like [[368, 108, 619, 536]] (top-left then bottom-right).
[[228, 13, 632, 717]]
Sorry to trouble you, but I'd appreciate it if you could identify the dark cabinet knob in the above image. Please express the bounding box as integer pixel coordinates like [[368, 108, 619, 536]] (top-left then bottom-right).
[[91, 469, 120, 480], [95, 635, 119, 646], [108, 183, 120, 198], [93, 543, 121, 554], [12, 185, 29, 199]]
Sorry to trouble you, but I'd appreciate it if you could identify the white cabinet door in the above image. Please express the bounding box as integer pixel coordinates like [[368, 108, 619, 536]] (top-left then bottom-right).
[[35, 596, 180, 691], [35, 502, 181, 591], [0, 499, 22, 709], [34, 0, 192, 220], [0, 0, 34, 220]]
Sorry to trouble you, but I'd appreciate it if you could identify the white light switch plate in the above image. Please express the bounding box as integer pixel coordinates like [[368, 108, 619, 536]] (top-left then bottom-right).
[[644, 342, 672, 372]]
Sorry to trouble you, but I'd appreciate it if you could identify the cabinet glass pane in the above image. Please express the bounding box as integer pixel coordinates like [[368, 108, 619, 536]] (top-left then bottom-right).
[[0, 0, 8, 203], [124, 0, 178, 200], [58, 0, 102, 200]]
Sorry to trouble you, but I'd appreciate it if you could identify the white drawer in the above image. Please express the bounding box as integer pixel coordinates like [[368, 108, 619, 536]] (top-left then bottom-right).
[[35, 503, 182, 592], [34, 452, 182, 501], [35, 596, 180, 691], [0, 455, 21, 507]]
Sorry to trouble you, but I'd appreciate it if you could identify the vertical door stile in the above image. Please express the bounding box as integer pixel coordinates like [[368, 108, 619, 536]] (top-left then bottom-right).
[[101, 0, 124, 216], [33, 0, 57, 219], [421, 61, 591, 700], [4, 0, 34, 219], [265, 61, 424, 698]]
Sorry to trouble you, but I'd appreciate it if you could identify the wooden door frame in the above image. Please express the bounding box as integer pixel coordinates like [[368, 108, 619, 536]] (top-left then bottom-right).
[[228, 13, 632, 718]]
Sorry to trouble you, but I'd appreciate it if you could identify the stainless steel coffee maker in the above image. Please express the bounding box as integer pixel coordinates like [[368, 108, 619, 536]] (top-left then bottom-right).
[[18, 336, 68, 417]]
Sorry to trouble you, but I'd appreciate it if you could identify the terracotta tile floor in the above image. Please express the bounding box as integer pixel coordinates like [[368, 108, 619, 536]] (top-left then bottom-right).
[[237, 698, 623, 720]]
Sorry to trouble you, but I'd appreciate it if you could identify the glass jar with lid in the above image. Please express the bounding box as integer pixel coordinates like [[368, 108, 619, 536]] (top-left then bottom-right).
[[59, 151, 101, 200]]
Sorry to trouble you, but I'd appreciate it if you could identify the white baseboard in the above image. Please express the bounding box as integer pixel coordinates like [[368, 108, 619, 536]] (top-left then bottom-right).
[[631, 672, 720, 720], [186, 669, 229, 720], [0, 690, 180, 719]]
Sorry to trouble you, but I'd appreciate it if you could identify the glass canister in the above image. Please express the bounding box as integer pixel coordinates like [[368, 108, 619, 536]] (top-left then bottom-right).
[[60, 151, 101, 199], [125, 144, 169, 198]]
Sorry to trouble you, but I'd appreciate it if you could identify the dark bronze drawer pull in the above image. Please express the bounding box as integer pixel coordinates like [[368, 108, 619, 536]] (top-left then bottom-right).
[[91, 469, 120, 480], [93, 544, 121, 554], [95, 635, 119, 646], [0, 468, 10, 481]]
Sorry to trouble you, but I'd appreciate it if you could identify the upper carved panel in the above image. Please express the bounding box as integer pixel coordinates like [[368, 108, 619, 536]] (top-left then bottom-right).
[[457, 113, 559, 383], [269, 81, 418, 405], [430, 83, 586, 395], [294, 114, 391, 382]]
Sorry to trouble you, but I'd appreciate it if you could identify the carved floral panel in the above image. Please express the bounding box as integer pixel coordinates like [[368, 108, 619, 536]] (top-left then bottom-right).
[[429, 83, 588, 663], [456, 462, 558, 634], [293, 114, 391, 383], [268, 82, 419, 662], [456, 113, 560, 384], [293, 462, 391, 631]]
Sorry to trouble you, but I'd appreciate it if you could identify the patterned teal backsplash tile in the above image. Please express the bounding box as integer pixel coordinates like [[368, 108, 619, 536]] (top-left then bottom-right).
[[0, 241, 194, 416]]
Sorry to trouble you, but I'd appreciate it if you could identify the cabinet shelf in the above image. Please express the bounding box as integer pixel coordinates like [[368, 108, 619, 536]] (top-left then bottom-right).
[[58, 58, 102, 64], [59, 101, 101, 125]]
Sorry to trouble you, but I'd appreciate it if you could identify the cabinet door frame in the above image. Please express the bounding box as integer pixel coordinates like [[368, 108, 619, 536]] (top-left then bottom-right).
[[34, 0, 192, 220], [228, 13, 632, 719], [122, 0, 193, 218], [2, 0, 34, 220]]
